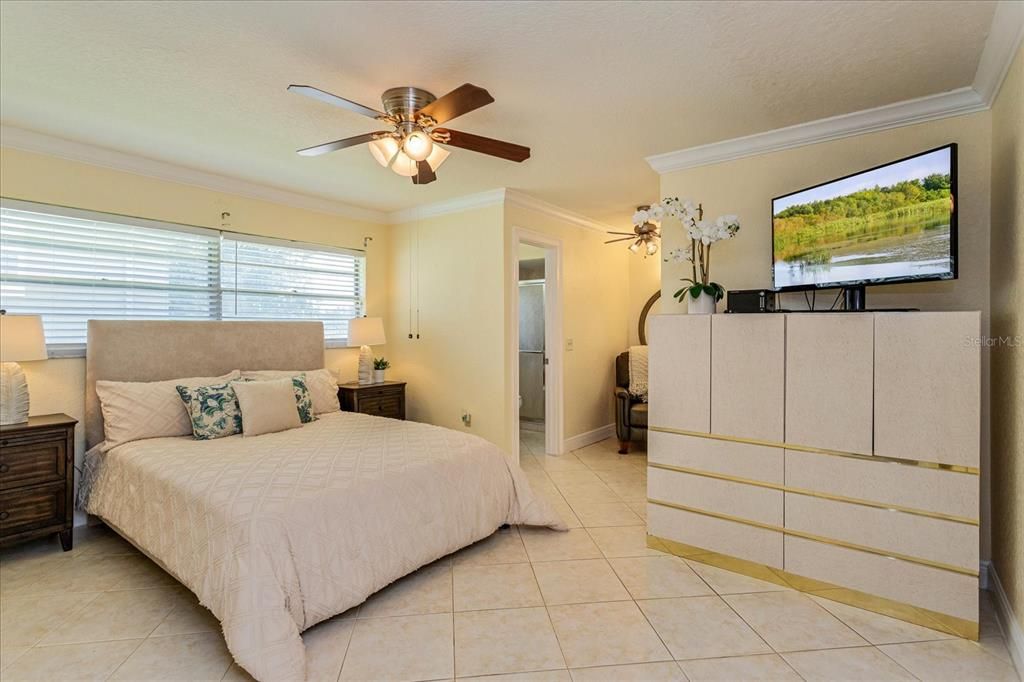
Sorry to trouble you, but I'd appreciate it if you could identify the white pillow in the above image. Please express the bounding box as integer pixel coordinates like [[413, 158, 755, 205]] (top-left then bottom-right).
[[240, 369, 340, 414], [96, 370, 241, 449], [233, 378, 302, 437]]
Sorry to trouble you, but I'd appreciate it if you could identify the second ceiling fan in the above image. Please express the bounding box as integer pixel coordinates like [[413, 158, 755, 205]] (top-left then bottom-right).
[[288, 82, 530, 185]]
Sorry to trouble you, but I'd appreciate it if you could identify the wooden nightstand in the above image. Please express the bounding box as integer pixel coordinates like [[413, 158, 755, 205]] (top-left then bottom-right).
[[0, 414, 77, 551], [338, 381, 406, 420]]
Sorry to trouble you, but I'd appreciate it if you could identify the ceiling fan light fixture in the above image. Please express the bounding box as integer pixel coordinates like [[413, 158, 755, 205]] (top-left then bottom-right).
[[425, 144, 450, 172], [645, 240, 659, 256], [390, 150, 419, 177], [402, 130, 434, 162], [628, 240, 642, 254], [368, 136, 399, 167]]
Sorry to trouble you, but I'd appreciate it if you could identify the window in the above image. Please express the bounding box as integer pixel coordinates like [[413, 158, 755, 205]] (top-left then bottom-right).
[[0, 199, 365, 356]]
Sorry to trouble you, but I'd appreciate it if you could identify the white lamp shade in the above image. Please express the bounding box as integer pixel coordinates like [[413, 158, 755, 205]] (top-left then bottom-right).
[[348, 317, 386, 347], [0, 315, 47, 362], [425, 144, 450, 172], [368, 137, 400, 167], [390, 151, 419, 177], [402, 131, 434, 162]]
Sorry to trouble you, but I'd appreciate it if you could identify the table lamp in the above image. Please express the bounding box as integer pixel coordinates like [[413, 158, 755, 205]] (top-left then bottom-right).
[[0, 314, 48, 425], [347, 317, 386, 385]]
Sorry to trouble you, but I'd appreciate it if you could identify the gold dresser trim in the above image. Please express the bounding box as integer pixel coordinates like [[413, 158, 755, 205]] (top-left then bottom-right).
[[648, 498, 979, 578], [647, 533, 979, 641], [649, 426, 980, 475], [648, 462, 979, 526]]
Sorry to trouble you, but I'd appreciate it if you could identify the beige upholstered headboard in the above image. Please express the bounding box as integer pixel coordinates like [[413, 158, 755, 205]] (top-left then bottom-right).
[[85, 320, 325, 448]]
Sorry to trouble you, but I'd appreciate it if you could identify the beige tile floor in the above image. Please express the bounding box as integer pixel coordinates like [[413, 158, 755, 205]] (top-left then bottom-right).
[[0, 433, 1018, 681]]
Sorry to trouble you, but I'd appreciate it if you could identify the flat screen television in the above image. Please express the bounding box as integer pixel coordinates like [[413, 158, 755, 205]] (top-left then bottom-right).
[[772, 143, 957, 309]]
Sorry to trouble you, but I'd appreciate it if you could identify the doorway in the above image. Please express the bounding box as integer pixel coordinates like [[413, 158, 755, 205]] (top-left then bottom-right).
[[518, 245, 546, 455], [510, 229, 563, 458]]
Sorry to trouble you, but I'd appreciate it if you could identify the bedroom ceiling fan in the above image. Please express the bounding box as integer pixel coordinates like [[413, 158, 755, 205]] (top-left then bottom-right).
[[287, 83, 530, 185], [606, 205, 661, 256]]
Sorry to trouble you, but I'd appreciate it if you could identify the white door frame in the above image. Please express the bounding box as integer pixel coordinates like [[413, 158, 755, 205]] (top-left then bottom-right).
[[509, 227, 564, 456]]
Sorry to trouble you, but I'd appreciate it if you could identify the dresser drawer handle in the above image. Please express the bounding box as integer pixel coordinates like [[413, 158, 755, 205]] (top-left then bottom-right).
[[0, 463, 8, 473], [0, 511, 8, 521]]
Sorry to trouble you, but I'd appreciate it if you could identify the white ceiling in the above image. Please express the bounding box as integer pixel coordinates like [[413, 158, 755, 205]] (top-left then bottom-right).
[[0, 1, 996, 225]]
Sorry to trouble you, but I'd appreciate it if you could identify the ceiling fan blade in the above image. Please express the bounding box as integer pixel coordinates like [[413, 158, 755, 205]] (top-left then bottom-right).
[[412, 160, 437, 185], [607, 231, 637, 236], [417, 84, 494, 124], [288, 84, 385, 119], [436, 128, 530, 162], [297, 132, 380, 157], [604, 237, 636, 244]]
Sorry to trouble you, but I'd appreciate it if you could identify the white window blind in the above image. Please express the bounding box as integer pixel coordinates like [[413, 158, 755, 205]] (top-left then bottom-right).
[[0, 199, 365, 356], [220, 236, 363, 342]]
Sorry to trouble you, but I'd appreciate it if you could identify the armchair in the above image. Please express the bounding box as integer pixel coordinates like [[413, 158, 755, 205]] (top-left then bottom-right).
[[614, 351, 647, 454]]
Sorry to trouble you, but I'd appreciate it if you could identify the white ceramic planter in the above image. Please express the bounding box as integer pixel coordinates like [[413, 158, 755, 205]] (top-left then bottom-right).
[[688, 291, 717, 314], [373, 369, 386, 383]]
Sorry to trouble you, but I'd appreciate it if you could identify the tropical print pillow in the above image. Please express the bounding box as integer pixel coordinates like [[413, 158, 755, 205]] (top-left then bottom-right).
[[291, 374, 316, 424], [175, 381, 243, 440]]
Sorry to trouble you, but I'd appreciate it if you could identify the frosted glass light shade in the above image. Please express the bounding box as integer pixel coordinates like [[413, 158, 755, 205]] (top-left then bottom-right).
[[425, 144, 450, 171], [368, 137, 400, 167], [402, 131, 434, 161], [348, 317, 386, 347], [0, 314, 47, 362], [390, 151, 419, 177]]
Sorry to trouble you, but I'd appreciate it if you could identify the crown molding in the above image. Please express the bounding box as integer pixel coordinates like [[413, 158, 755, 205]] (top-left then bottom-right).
[[386, 188, 508, 223], [0, 126, 389, 223], [503, 189, 614, 234], [645, 87, 987, 174], [973, 0, 1024, 106], [387, 187, 615, 234], [646, 3, 1023, 175]]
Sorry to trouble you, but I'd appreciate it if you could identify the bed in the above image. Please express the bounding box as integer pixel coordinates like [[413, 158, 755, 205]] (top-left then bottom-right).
[[79, 320, 565, 682]]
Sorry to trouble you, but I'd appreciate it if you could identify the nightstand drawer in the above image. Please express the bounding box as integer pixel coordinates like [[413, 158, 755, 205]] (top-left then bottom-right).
[[339, 381, 406, 420], [356, 386, 400, 400], [0, 482, 66, 535], [360, 396, 402, 418], [0, 436, 67, 491]]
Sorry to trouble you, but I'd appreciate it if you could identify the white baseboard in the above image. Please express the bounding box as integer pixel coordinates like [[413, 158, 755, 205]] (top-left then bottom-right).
[[988, 562, 1024, 676], [563, 423, 615, 452]]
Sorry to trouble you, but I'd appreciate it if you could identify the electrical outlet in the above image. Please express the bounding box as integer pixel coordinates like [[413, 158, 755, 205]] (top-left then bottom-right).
[[461, 410, 472, 427], [566, 338, 574, 351]]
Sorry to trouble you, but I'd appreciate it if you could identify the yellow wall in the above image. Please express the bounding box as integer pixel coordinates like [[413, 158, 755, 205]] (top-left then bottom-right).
[[629, 252, 661, 346], [505, 203, 630, 449], [990, 43, 1024, 626], [387, 205, 509, 450], [0, 146, 390, 466], [658, 112, 995, 559]]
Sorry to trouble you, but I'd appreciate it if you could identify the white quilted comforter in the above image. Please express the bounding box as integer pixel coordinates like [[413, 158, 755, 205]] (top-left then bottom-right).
[[81, 411, 565, 681]]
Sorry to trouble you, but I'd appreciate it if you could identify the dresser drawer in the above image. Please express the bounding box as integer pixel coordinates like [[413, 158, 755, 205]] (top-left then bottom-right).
[[649, 467, 782, 526], [0, 482, 66, 535], [648, 502, 783, 568], [0, 435, 67, 491], [784, 535, 978, 624]]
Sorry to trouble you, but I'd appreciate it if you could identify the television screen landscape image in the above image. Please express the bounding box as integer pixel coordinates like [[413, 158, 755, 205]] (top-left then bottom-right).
[[772, 145, 956, 290]]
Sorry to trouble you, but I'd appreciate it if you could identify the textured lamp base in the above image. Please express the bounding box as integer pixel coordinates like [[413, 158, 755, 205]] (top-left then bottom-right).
[[358, 345, 374, 385], [0, 362, 30, 425]]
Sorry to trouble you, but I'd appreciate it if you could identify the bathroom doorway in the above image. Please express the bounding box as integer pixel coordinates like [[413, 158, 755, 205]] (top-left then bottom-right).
[[509, 229, 563, 458]]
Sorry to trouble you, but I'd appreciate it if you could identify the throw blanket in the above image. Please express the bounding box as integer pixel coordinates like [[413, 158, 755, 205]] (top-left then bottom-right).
[[629, 345, 649, 403], [80, 411, 564, 681]]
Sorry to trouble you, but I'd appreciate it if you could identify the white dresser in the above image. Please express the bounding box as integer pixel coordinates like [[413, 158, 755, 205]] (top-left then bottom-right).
[[647, 312, 980, 639]]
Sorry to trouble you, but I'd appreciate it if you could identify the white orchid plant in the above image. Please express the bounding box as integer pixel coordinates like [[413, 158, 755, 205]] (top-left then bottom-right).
[[633, 198, 740, 303]]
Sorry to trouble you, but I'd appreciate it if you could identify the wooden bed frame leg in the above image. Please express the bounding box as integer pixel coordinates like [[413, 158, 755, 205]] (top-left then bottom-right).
[[618, 440, 630, 455]]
